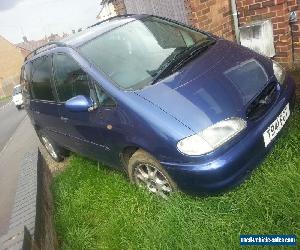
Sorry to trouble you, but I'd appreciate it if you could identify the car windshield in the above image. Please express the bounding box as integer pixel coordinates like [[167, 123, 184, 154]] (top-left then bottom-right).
[[79, 16, 214, 90], [13, 86, 22, 95]]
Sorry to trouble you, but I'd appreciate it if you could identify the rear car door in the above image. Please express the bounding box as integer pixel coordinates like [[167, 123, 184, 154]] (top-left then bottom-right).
[[52, 53, 117, 165], [29, 55, 65, 146]]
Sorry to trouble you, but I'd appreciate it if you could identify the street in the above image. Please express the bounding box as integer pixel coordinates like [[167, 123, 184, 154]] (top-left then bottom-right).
[[0, 100, 38, 236], [0, 100, 26, 152]]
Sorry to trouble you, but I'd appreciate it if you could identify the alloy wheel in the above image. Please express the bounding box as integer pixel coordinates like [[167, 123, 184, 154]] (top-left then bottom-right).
[[41, 136, 58, 159], [133, 163, 172, 198]]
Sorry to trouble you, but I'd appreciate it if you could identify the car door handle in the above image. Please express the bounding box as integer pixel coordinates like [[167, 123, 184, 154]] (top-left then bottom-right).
[[60, 116, 69, 122]]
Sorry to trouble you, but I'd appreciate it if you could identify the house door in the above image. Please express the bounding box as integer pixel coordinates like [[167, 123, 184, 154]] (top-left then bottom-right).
[[123, 0, 188, 25]]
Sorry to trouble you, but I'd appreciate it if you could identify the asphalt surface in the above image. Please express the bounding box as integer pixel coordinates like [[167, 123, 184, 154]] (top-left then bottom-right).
[[0, 100, 38, 236], [0, 101, 26, 152]]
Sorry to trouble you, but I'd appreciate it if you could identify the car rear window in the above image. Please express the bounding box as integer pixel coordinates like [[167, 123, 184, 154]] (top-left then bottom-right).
[[30, 56, 55, 101]]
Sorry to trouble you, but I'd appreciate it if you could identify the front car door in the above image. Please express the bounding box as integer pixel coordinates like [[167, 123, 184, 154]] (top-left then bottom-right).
[[28, 55, 64, 144], [52, 53, 118, 165]]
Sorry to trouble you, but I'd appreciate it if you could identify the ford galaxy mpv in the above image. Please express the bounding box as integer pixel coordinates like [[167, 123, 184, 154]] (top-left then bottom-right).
[[21, 15, 296, 197]]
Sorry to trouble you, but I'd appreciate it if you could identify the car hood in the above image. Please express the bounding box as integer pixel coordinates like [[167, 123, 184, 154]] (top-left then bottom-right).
[[135, 39, 274, 133]]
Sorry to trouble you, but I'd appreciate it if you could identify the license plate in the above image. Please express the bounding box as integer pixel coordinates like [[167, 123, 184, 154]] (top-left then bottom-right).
[[263, 103, 290, 147]]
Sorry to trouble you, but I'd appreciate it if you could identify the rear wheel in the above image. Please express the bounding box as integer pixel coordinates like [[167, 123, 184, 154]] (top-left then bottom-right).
[[128, 149, 176, 198], [39, 134, 65, 162]]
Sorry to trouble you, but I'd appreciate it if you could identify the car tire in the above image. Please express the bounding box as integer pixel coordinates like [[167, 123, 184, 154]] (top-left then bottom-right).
[[38, 133, 65, 162], [16, 105, 21, 110], [128, 149, 176, 198]]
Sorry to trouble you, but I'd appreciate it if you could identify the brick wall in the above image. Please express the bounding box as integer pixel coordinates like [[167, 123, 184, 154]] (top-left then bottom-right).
[[237, 0, 300, 67], [112, 0, 299, 67], [288, 0, 300, 66], [0, 36, 24, 97], [186, 0, 235, 41]]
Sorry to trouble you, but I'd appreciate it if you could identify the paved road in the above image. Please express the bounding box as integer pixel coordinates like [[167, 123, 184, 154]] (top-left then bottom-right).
[[0, 101, 38, 236], [0, 101, 26, 152]]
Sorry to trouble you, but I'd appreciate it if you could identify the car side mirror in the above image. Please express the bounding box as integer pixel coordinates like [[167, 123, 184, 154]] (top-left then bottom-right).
[[65, 95, 94, 112]]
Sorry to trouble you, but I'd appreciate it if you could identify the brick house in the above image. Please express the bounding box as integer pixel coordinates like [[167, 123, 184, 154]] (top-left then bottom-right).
[[106, 0, 300, 68], [16, 34, 63, 58], [0, 36, 24, 98]]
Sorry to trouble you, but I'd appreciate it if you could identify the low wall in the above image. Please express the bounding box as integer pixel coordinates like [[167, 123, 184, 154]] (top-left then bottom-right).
[[0, 150, 58, 250]]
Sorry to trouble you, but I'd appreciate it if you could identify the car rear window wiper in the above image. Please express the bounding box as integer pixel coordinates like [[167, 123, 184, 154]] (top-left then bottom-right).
[[152, 39, 216, 84]]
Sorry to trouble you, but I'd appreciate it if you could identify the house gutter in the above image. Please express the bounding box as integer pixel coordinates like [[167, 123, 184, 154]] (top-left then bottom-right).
[[230, 0, 240, 43]]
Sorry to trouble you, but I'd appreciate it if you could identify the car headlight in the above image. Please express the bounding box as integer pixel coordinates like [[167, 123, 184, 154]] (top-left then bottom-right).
[[272, 60, 285, 85], [177, 118, 247, 156]]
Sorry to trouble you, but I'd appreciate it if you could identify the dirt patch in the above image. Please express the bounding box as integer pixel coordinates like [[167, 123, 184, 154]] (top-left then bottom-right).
[[38, 143, 70, 175]]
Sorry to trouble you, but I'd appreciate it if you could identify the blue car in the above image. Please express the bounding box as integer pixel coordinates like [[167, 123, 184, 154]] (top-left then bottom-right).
[[21, 15, 296, 197]]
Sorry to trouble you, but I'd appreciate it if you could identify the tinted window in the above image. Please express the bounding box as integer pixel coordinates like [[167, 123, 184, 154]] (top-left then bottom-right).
[[53, 54, 91, 102], [94, 83, 115, 107], [31, 56, 55, 101], [20, 62, 32, 98], [79, 16, 211, 90]]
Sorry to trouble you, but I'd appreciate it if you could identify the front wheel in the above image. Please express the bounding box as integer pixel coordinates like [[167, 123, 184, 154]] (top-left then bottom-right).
[[128, 149, 176, 198], [39, 134, 64, 162]]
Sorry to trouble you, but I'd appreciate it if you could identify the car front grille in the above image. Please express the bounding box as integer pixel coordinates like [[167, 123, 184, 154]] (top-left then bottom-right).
[[246, 82, 278, 120]]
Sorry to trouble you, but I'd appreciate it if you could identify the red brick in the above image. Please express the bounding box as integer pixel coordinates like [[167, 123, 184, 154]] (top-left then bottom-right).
[[274, 28, 287, 35], [244, 8, 256, 16], [249, 3, 262, 10], [269, 4, 284, 12], [276, 51, 289, 57], [244, 0, 255, 4], [278, 21, 289, 28], [262, 0, 276, 7], [272, 16, 285, 22], [255, 7, 269, 14], [276, 0, 285, 4]]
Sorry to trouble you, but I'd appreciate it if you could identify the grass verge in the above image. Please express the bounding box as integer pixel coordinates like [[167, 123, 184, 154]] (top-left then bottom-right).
[[0, 96, 10, 102], [53, 106, 300, 250]]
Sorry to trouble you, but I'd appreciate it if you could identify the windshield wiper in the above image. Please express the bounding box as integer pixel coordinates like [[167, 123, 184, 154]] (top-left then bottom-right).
[[152, 39, 216, 84]]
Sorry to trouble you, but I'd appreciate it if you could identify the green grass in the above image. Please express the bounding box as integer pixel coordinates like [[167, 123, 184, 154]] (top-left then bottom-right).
[[0, 96, 10, 101], [53, 106, 300, 250]]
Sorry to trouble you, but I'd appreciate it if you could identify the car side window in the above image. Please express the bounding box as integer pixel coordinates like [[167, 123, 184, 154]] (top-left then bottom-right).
[[20, 62, 32, 99], [94, 83, 116, 107], [53, 54, 92, 102], [31, 56, 55, 101]]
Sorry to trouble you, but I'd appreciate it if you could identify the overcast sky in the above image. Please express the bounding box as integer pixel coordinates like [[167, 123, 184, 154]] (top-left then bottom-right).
[[0, 0, 100, 44]]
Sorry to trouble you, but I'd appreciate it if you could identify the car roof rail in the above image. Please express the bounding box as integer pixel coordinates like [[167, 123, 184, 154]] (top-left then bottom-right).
[[24, 41, 70, 62], [88, 14, 135, 28]]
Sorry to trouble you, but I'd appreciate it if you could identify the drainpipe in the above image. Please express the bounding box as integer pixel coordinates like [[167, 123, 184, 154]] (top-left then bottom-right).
[[230, 0, 240, 43], [289, 11, 298, 65]]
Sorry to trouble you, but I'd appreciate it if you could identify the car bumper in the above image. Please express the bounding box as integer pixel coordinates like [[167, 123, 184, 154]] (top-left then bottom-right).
[[162, 76, 296, 195]]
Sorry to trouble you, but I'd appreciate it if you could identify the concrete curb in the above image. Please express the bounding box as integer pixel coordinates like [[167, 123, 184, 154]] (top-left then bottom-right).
[[0, 150, 58, 250]]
